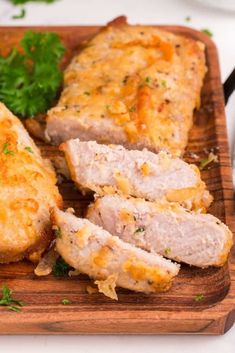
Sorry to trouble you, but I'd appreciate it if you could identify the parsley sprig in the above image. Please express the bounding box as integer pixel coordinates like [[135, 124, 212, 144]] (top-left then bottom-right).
[[53, 258, 71, 277], [0, 30, 65, 118], [0, 285, 24, 312]]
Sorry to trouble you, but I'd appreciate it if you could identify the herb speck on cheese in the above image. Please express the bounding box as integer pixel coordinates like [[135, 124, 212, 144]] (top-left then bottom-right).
[[2, 143, 14, 156], [135, 227, 145, 234], [24, 146, 33, 153], [164, 247, 171, 255]]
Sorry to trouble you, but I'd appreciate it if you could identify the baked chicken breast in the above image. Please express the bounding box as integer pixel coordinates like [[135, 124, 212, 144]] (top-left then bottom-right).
[[46, 17, 206, 156], [87, 194, 233, 268], [0, 103, 62, 263], [60, 139, 212, 211], [52, 208, 180, 297]]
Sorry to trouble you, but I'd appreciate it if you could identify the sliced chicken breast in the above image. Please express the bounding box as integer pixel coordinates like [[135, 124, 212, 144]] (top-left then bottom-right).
[[52, 208, 180, 296], [87, 194, 233, 268], [0, 103, 62, 263], [46, 17, 206, 156], [60, 139, 212, 211]]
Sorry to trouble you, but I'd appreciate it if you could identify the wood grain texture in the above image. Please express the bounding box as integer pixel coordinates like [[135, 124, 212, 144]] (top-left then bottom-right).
[[0, 25, 234, 335]]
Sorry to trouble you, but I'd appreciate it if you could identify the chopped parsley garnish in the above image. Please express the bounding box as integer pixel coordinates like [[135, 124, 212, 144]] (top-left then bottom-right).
[[135, 227, 145, 233], [54, 226, 62, 238], [0, 285, 24, 312], [12, 8, 26, 19], [52, 258, 71, 277], [84, 91, 90, 96], [194, 294, 204, 302], [185, 16, 191, 22], [129, 106, 136, 112], [2, 143, 14, 156], [61, 298, 72, 305], [164, 247, 171, 255], [201, 29, 213, 38], [0, 30, 65, 119], [24, 146, 33, 153], [161, 80, 167, 88]]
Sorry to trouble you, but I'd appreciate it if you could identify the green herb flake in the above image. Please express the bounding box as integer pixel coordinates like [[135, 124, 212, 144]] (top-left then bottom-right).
[[2, 143, 14, 156], [135, 227, 145, 234], [8, 305, 22, 312], [194, 294, 204, 302], [61, 298, 72, 305], [161, 80, 167, 88], [84, 91, 90, 96], [164, 247, 171, 255], [129, 106, 136, 113], [201, 28, 213, 38], [53, 258, 71, 277], [145, 76, 151, 83], [24, 146, 33, 153], [0, 285, 24, 312], [185, 16, 191, 22], [199, 152, 218, 170], [54, 226, 62, 238], [12, 8, 26, 19]]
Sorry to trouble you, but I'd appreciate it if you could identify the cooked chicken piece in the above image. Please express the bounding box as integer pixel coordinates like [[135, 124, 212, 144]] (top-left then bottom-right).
[[60, 139, 212, 211], [52, 208, 180, 297], [87, 194, 233, 268], [0, 103, 62, 263], [46, 17, 206, 156]]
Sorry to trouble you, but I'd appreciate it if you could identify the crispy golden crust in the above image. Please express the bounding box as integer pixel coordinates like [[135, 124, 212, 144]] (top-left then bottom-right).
[[0, 103, 62, 263], [47, 19, 206, 155]]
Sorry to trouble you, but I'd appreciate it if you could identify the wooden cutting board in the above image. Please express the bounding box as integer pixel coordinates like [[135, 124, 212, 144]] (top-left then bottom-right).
[[0, 24, 234, 335]]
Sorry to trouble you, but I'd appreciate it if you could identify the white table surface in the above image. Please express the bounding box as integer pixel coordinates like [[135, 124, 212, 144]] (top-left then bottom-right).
[[0, 0, 235, 351]]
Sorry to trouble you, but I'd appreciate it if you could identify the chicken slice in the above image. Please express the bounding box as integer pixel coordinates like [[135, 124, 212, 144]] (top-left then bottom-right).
[[52, 208, 180, 296], [87, 194, 233, 268], [0, 103, 62, 263], [60, 139, 212, 211]]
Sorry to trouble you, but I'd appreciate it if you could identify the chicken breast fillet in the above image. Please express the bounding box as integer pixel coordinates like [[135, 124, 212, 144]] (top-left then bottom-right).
[[60, 139, 212, 211], [52, 208, 180, 296], [0, 103, 62, 263], [87, 195, 233, 268], [46, 17, 206, 156]]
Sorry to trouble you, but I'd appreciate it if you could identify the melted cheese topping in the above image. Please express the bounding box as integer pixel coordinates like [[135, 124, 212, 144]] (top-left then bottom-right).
[[114, 171, 132, 194], [75, 224, 91, 248], [123, 257, 171, 290], [140, 162, 150, 176], [92, 245, 111, 267], [48, 24, 206, 155]]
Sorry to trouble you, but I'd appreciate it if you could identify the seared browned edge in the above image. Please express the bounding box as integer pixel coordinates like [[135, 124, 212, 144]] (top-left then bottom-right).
[[0, 23, 234, 335]]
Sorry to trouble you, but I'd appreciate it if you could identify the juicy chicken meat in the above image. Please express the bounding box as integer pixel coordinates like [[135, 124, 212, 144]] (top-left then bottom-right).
[[46, 17, 206, 156], [0, 103, 62, 263], [52, 208, 180, 297], [87, 194, 233, 268], [60, 139, 212, 211]]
